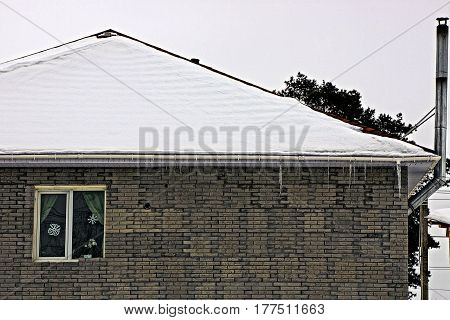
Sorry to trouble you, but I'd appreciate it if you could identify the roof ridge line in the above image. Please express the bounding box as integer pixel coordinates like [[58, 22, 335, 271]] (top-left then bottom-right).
[[0, 29, 112, 66], [111, 30, 276, 96], [0, 28, 277, 96]]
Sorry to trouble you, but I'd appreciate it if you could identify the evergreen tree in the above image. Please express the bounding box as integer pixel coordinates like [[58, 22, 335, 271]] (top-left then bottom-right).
[[276, 72, 440, 298], [276, 72, 414, 139]]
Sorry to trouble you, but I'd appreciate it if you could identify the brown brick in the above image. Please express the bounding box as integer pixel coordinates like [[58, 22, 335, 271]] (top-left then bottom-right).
[[0, 166, 408, 299]]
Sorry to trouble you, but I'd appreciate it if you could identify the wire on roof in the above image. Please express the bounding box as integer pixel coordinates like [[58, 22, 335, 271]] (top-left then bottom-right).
[[429, 288, 450, 292], [402, 106, 436, 139], [0, 31, 104, 66]]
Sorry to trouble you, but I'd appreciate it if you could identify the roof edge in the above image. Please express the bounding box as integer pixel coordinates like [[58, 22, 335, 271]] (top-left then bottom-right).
[[0, 152, 440, 163]]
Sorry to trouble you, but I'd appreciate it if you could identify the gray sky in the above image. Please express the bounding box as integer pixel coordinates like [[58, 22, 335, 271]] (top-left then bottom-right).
[[0, 0, 449, 148], [1, 0, 450, 298]]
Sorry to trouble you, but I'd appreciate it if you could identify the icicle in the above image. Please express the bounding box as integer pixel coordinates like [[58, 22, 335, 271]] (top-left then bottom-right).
[[363, 163, 367, 180], [396, 160, 401, 199], [355, 164, 358, 205], [327, 158, 330, 189], [348, 162, 352, 188], [279, 163, 283, 195]]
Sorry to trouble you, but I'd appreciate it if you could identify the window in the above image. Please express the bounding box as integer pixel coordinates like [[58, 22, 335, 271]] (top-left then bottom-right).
[[33, 186, 106, 261]]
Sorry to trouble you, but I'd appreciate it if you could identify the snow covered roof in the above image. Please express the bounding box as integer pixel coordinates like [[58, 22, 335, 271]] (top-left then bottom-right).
[[428, 209, 450, 225], [0, 30, 438, 163]]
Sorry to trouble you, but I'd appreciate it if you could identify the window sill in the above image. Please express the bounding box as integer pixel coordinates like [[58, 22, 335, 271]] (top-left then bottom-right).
[[33, 258, 79, 263], [78, 257, 103, 262], [33, 257, 104, 263]]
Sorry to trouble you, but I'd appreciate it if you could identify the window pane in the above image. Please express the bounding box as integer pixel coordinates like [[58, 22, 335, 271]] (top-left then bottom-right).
[[39, 194, 67, 257], [72, 191, 104, 258]]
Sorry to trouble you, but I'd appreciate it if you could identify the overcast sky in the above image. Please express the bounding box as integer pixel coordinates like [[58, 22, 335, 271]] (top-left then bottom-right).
[[1, 0, 449, 149], [1, 0, 450, 298]]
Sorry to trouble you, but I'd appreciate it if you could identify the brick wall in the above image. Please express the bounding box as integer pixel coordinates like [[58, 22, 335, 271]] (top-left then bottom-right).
[[0, 165, 408, 299]]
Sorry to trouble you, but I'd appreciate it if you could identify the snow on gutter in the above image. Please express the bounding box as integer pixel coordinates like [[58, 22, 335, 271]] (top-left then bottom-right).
[[0, 153, 439, 163]]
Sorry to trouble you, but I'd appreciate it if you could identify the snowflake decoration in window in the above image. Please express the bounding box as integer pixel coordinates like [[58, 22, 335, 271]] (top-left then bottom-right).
[[47, 223, 61, 236], [87, 214, 99, 225]]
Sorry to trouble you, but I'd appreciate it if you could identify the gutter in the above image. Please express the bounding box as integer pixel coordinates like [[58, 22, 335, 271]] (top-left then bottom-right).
[[0, 153, 439, 164]]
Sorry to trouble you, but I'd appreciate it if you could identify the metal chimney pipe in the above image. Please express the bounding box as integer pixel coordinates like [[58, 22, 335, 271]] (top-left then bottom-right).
[[434, 17, 448, 182], [408, 18, 449, 210]]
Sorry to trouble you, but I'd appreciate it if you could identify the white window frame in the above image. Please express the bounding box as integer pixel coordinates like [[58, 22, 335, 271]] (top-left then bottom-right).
[[33, 185, 106, 262]]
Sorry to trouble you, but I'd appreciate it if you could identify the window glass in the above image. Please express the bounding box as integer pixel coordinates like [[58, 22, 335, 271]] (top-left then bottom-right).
[[72, 191, 104, 258], [39, 194, 67, 257]]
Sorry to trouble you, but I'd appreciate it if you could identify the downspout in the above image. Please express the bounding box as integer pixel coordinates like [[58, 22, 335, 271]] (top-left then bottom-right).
[[409, 18, 449, 210]]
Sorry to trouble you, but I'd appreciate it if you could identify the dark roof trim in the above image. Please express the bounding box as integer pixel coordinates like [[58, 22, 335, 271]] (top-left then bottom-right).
[[107, 29, 276, 95]]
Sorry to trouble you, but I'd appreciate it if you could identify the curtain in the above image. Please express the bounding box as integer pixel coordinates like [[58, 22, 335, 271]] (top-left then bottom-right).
[[40, 194, 58, 223], [82, 192, 104, 225]]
